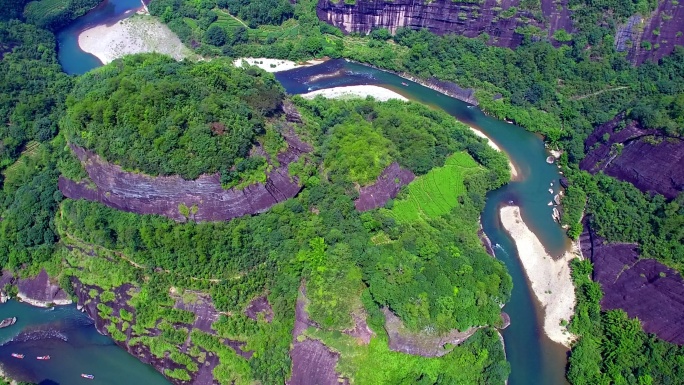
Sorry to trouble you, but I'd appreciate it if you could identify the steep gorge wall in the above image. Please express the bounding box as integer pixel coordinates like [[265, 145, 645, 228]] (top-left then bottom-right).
[[580, 114, 684, 200], [317, 0, 573, 48], [615, 1, 684, 64], [59, 129, 312, 222], [580, 219, 684, 344]]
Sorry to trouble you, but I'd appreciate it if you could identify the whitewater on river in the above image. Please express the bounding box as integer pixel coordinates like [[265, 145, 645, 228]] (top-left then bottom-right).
[[0, 2, 573, 384]]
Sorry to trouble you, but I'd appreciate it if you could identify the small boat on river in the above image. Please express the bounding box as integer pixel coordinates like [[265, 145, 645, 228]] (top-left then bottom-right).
[[11, 353, 24, 359], [37, 355, 50, 360], [0, 317, 16, 328], [401, 82, 409, 86], [81, 374, 94, 379]]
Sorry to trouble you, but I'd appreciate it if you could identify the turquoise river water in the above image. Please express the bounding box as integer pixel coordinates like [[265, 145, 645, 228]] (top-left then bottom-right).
[[0, 3, 571, 384]]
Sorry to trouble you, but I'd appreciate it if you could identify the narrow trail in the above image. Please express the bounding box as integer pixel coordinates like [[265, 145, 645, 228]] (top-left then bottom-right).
[[226, 12, 248, 28], [571, 86, 628, 101]]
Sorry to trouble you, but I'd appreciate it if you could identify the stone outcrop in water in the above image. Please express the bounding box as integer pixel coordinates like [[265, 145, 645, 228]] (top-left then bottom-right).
[[355, 162, 415, 211], [317, 0, 573, 48], [580, 219, 684, 344], [0, 269, 72, 307], [580, 114, 684, 200], [614, 3, 684, 65], [59, 127, 312, 222]]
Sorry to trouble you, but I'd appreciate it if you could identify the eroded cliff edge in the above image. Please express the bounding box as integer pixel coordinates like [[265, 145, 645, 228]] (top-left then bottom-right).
[[59, 114, 313, 222], [580, 218, 684, 344], [580, 114, 684, 200], [317, 0, 573, 48]]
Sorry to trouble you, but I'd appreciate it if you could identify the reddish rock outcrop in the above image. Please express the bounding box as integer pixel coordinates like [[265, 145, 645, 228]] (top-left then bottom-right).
[[73, 279, 252, 385], [580, 114, 684, 200], [287, 286, 348, 385], [581, 219, 684, 344], [383, 308, 477, 357], [16, 269, 71, 306], [615, 3, 684, 64], [355, 162, 415, 211], [317, 0, 573, 49], [245, 296, 274, 322], [59, 130, 312, 222]]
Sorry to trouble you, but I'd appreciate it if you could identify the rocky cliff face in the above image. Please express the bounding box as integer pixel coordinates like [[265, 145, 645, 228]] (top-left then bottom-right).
[[580, 114, 684, 200], [72, 279, 264, 385], [59, 121, 312, 222], [615, 2, 684, 64], [317, 0, 573, 48], [355, 162, 415, 211], [580, 219, 684, 344]]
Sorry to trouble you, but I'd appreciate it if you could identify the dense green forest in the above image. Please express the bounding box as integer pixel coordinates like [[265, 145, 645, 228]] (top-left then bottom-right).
[[52, 56, 512, 383], [124, 0, 684, 383], [2, 0, 684, 383], [63, 55, 283, 179]]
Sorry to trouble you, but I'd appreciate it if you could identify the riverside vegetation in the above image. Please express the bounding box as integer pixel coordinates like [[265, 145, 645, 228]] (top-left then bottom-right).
[[143, 0, 684, 384], [2, 0, 684, 383], [1, 11, 513, 378], [143, 0, 684, 382]]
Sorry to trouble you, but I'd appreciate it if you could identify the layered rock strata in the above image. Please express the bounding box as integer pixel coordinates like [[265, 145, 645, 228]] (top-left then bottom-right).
[[355, 162, 415, 211], [287, 287, 349, 385], [317, 0, 573, 48], [615, 2, 684, 64], [59, 131, 312, 222]]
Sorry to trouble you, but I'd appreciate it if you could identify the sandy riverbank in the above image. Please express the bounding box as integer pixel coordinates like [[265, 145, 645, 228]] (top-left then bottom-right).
[[16, 293, 72, 308], [470, 127, 519, 180], [78, 15, 193, 64], [499, 206, 578, 348], [301, 85, 408, 102], [234, 57, 325, 73]]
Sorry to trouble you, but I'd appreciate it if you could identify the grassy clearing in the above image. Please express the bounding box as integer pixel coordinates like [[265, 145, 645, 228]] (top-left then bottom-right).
[[391, 152, 482, 223]]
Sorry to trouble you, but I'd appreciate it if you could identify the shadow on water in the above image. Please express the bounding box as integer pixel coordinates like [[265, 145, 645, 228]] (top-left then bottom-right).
[[277, 59, 572, 385]]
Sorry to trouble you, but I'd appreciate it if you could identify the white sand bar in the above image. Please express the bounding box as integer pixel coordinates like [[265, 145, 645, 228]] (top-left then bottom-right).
[[79, 15, 193, 64], [500, 206, 578, 348], [470, 128, 518, 179], [234, 57, 325, 73], [301, 85, 408, 102]]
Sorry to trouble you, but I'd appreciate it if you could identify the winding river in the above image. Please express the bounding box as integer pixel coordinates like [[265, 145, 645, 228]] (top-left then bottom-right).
[[1, 2, 570, 384]]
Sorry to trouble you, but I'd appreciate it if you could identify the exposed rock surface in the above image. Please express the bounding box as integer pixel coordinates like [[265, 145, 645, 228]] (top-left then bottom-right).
[[287, 286, 348, 385], [615, 3, 684, 64], [72, 279, 251, 385], [245, 295, 274, 322], [355, 162, 415, 211], [499, 312, 511, 330], [342, 311, 374, 345], [383, 308, 477, 357], [15, 269, 71, 306], [581, 218, 684, 344], [59, 129, 312, 222], [580, 114, 684, 200], [317, 0, 573, 49]]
